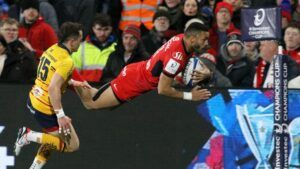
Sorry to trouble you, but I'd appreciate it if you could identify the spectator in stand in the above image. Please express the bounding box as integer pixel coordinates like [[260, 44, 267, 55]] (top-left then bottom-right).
[[283, 22, 300, 65], [142, 9, 174, 55], [108, 0, 162, 36], [72, 13, 117, 83], [253, 40, 300, 88], [100, 25, 149, 85], [158, 0, 181, 30], [18, 0, 58, 62], [244, 41, 260, 62], [48, 0, 96, 38], [0, 19, 36, 83], [216, 31, 255, 87], [223, 0, 244, 29], [200, 0, 216, 27], [209, 2, 239, 54], [172, 0, 206, 33], [8, 0, 59, 34]]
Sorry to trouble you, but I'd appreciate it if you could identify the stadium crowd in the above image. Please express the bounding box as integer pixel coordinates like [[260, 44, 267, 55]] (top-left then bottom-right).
[[0, 0, 299, 88]]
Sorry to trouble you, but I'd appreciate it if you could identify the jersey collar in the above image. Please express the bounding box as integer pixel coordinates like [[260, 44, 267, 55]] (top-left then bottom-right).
[[58, 43, 72, 55]]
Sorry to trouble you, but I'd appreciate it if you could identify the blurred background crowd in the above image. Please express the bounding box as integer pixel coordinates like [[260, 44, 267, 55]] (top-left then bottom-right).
[[0, 0, 299, 88]]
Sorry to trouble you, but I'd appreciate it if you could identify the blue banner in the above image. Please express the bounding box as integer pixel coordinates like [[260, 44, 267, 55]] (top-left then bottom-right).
[[241, 7, 281, 41], [273, 55, 289, 169]]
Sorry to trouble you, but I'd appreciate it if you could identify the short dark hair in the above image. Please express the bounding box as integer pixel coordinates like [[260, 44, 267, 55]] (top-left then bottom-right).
[[184, 22, 208, 37], [285, 22, 300, 33], [93, 13, 112, 27], [59, 22, 83, 43]]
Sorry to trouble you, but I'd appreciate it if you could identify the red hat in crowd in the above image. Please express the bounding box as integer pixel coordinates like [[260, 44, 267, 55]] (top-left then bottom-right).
[[123, 25, 141, 40], [281, 11, 292, 22], [214, 2, 233, 17]]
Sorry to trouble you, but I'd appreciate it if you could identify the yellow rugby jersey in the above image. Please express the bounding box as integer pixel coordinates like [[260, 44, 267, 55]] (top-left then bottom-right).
[[29, 43, 74, 115]]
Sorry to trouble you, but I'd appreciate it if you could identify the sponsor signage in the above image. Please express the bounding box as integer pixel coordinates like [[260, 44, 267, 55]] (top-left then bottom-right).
[[241, 7, 281, 41]]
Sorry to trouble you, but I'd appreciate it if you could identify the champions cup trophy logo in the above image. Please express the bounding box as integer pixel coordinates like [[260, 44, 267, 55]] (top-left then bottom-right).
[[236, 105, 273, 169], [254, 9, 265, 26]]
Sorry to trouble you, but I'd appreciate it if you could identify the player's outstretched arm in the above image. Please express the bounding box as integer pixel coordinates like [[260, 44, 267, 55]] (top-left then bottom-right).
[[158, 73, 211, 101], [68, 79, 92, 89]]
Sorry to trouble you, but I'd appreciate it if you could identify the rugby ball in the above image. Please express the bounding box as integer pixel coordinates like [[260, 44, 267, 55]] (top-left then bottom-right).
[[183, 57, 202, 87]]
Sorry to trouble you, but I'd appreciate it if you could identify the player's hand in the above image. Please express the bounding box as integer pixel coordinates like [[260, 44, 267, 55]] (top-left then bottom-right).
[[70, 80, 91, 89], [191, 69, 211, 85], [57, 116, 72, 136], [191, 86, 211, 101]]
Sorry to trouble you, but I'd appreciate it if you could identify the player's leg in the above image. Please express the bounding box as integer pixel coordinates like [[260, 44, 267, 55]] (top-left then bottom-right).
[[29, 144, 52, 169], [14, 127, 65, 156], [14, 127, 65, 168], [74, 80, 121, 110], [76, 64, 142, 110], [88, 64, 146, 109], [81, 85, 120, 109], [28, 124, 79, 169]]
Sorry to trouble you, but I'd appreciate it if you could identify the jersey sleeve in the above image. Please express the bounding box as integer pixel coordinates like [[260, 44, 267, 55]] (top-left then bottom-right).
[[56, 58, 74, 81], [162, 52, 185, 78]]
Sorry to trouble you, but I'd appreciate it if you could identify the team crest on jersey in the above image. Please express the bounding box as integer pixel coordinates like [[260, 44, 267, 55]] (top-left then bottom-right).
[[165, 59, 180, 75], [32, 86, 43, 98], [172, 52, 183, 60]]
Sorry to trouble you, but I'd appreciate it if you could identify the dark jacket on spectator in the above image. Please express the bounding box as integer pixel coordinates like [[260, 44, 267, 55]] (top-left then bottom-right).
[[141, 29, 174, 55], [216, 46, 255, 87], [0, 40, 37, 83], [100, 42, 149, 85], [48, 0, 95, 38], [210, 70, 232, 87], [172, 12, 206, 33], [192, 69, 232, 88], [158, 2, 181, 28]]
